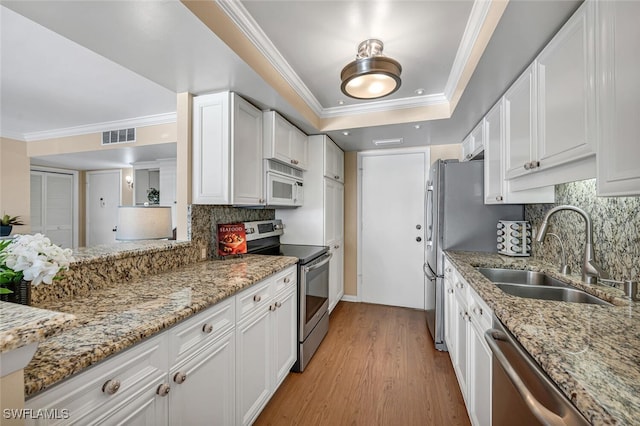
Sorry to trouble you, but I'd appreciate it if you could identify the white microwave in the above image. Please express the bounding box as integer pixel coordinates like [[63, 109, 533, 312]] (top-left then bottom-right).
[[265, 160, 303, 207]]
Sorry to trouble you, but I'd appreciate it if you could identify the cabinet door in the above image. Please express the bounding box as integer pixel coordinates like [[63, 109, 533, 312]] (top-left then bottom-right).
[[192, 93, 231, 204], [461, 133, 474, 161], [92, 380, 169, 426], [290, 126, 308, 170], [505, 64, 536, 179], [236, 308, 272, 426], [537, 1, 595, 170], [484, 100, 505, 204], [274, 113, 293, 163], [232, 94, 264, 205], [324, 138, 344, 183], [169, 330, 235, 426], [471, 121, 484, 157], [443, 272, 456, 356], [273, 287, 297, 389], [596, 0, 640, 196], [452, 280, 469, 401], [468, 322, 492, 426], [327, 238, 344, 313]]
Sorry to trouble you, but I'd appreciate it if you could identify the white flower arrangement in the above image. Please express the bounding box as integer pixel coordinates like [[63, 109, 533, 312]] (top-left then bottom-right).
[[0, 234, 74, 287]]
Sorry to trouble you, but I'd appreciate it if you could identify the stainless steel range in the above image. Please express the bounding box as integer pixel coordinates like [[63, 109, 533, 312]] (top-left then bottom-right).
[[243, 219, 331, 372]]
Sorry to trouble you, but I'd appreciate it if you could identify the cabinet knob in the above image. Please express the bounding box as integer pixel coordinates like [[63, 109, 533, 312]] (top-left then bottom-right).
[[275, 301, 282, 308], [202, 323, 213, 334], [496, 195, 503, 202], [284, 277, 290, 284], [102, 379, 121, 395], [466, 153, 473, 159], [456, 282, 464, 289], [173, 372, 187, 384], [269, 304, 276, 311], [531, 160, 540, 169], [334, 175, 340, 180], [447, 288, 454, 294], [524, 162, 531, 170], [253, 295, 262, 302], [473, 306, 483, 316], [334, 244, 340, 249], [445, 267, 452, 273], [156, 384, 171, 397]]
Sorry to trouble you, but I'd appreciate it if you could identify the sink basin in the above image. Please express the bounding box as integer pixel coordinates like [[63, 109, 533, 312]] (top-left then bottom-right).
[[477, 267, 610, 306], [477, 268, 570, 288], [495, 283, 611, 305]]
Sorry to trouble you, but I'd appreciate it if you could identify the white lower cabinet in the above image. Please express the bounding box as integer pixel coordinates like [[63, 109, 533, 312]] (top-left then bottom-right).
[[445, 258, 493, 426], [26, 265, 298, 426]]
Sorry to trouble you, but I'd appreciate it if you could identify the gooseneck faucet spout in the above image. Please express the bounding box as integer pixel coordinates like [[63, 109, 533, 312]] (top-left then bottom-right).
[[535, 205, 608, 284]]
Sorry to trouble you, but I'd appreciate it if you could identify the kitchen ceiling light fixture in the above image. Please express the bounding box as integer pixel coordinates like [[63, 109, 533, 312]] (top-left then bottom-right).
[[340, 39, 402, 100]]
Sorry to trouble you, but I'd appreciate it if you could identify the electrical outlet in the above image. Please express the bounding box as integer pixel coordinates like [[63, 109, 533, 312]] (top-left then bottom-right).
[[201, 248, 207, 260]]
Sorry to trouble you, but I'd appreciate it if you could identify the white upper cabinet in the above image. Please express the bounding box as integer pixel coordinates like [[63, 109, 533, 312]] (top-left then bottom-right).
[[461, 133, 474, 162], [193, 92, 264, 205], [460, 121, 484, 162], [504, 63, 537, 180], [263, 111, 308, 171], [503, 1, 596, 192], [596, 0, 640, 196], [537, 0, 595, 170], [484, 99, 554, 205], [323, 137, 344, 183]]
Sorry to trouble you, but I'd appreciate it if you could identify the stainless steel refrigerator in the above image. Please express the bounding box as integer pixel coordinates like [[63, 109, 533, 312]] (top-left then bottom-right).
[[424, 159, 523, 351]]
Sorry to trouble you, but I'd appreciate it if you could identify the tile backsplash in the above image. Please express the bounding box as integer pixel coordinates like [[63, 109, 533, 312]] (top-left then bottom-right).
[[525, 179, 640, 283], [189, 205, 275, 258]]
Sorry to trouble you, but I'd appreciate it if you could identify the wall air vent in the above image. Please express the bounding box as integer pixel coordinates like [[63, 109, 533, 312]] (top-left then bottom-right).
[[102, 128, 136, 145], [373, 137, 403, 146]]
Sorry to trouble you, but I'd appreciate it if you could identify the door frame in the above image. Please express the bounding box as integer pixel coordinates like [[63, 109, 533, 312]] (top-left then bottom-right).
[[356, 147, 430, 303], [86, 169, 122, 247], [30, 166, 80, 249]]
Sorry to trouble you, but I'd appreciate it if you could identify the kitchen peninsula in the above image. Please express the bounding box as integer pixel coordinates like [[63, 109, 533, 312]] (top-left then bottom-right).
[[1, 240, 298, 425]]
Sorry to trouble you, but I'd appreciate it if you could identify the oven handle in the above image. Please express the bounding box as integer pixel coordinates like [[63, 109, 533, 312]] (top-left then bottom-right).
[[303, 252, 333, 273]]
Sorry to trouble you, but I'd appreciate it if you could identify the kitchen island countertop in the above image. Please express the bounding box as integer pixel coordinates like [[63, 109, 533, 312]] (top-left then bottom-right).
[[446, 251, 639, 426], [23, 254, 298, 397]]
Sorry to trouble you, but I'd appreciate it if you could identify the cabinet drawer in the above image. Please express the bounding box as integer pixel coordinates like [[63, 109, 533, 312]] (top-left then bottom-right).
[[170, 298, 235, 365], [273, 265, 297, 295], [236, 278, 273, 321], [468, 287, 493, 332], [25, 335, 167, 425]]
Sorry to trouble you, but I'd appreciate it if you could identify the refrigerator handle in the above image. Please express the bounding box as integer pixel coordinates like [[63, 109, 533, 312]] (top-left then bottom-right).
[[425, 184, 434, 247], [423, 263, 437, 281]]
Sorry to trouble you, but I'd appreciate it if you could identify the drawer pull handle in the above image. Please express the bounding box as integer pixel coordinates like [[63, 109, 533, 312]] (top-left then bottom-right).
[[157, 384, 171, 397], [202, 323, 213, 334], [102, 379, 121, 395], [275, 301, 282, 308], [284, 277, 290, 284], [173, 372, 187, 384], [253, 295, 262, 302], [269, 304, 276, 311]]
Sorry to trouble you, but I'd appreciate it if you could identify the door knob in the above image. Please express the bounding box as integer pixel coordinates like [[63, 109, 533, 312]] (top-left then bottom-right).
[[416, 224, 422, 230], [416, 237, 422, 242]]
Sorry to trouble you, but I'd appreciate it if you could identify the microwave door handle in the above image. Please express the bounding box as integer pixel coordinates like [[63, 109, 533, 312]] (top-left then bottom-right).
[[304, 252, 333, 273]]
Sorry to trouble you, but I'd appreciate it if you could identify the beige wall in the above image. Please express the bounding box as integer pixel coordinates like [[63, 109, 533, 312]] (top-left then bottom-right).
[[0, 369, 25, 425], [343, 152, 357, 296], [0, 137, 30, 234], [429, 143, 462, 165]]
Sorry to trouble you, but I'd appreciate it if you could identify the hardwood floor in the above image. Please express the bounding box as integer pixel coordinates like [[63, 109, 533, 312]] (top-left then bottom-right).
[[255, 302, 470, 426]]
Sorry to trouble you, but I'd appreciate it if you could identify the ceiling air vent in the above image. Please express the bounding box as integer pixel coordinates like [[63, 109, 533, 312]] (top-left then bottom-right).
[[102, 128, 136, 145], [373, 137, 403, 146]]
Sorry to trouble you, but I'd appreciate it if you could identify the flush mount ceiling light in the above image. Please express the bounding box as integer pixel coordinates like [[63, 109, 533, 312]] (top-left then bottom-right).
[[340, 39, 402, 100]]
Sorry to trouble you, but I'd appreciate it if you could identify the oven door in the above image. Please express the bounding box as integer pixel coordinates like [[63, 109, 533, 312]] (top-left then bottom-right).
[[266, 172, 301, 206], [299, 252, 332, 340]]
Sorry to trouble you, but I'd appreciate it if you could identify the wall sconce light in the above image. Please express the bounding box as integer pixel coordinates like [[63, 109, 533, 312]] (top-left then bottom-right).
[[125, 175, 134, 189]]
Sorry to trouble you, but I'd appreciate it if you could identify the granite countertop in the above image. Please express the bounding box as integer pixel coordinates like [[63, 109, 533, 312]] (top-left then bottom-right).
[[446, 251, 640, 426], [0, 304, 76, 354], [70, 240, 192, 264], [23, 254, 298, 397]]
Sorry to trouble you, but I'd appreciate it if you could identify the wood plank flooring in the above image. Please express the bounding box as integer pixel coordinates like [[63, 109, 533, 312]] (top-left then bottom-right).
[[254, 302, 470, 426]]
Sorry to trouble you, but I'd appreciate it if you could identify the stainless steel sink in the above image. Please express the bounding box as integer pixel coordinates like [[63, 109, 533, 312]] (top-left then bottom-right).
[[495, 283, 610, 305], [477, 268, 570, 288], [477, 267, 610, 306]]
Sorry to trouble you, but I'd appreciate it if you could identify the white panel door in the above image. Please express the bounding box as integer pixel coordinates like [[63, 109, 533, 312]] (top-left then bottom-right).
[[86, 170, 121, 246], [30, 171, 75, 249], [361, 151, 427, 309]]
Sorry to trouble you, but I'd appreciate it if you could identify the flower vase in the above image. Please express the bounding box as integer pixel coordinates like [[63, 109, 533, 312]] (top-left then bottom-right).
[[0, 280, 31, 305], [0, 225, 11, 237]]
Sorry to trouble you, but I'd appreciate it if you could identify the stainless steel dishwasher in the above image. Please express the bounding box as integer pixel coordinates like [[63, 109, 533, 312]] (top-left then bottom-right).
[[485, 316, 590, 426]]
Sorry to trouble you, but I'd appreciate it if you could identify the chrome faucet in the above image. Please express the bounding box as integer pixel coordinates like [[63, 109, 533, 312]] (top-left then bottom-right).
[[535, 205, 608, 284]]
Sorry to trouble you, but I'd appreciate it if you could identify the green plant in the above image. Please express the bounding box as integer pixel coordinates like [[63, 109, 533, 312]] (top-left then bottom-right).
[[0, 240, 20, 294], [1, 214, 24, 226]]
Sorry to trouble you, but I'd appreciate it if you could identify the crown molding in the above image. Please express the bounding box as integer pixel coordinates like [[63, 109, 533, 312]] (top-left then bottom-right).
[[443, 0, 493, 101], [216, 0, 325, 116], [321, 94, 449, 118], [20, 113, 177, 142]]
